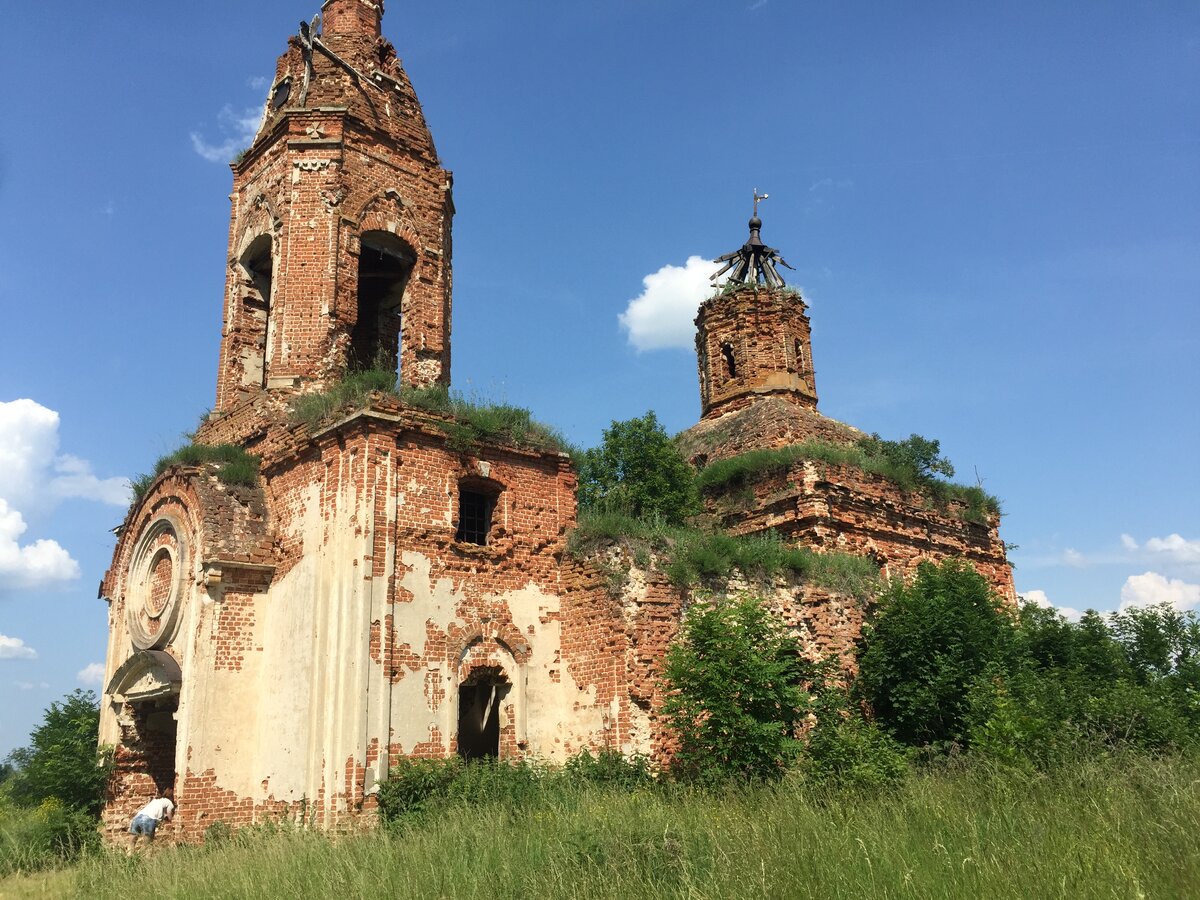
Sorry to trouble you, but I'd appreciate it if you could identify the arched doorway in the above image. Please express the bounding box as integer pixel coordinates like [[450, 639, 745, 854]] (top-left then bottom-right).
[[456, 667, 510, 760]]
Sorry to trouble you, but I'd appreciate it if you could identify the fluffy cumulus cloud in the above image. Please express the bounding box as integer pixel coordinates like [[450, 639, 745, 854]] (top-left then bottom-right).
[[619, 256, 721, 351], [1120, 533, 1200, 566], [0, 399, 127, 592], [191, 104, 265, 163], [0, 499, 79, 588], [77, 662, 105, 685], [1119, 572, 1200, 613], [0, 633, 37, 660], [1020, 589, 1083, 622]]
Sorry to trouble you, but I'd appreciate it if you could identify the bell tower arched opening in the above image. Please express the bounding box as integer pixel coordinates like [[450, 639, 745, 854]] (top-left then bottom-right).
[[238, 235, 274, 389], [352, 231, 414, 373]]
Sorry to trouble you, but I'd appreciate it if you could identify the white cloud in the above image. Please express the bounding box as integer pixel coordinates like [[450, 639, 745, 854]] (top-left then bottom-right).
[[0, 633, 37, 660], [191, 104, 264, 163], [0, 399, 59, 517], [1062, 548, 1087, 568], [619, 256, 720, 351], [77, 662, 106, 686], [1019, 589, 1083, 622], [247, 75, 269, 91], [1143, 534, 1200, 565], [0, 498, 79, 590], [0, 399, 126, 591], [1119, 572, 1200, 613], [1120, 533, 1138, 551], [14, 681, 49, 691], [51, 455, 130, 507], [0, 399, 128, 512]]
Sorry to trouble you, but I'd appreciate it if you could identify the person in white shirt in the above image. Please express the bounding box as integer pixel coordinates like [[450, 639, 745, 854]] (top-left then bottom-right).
[[128, 788, 175, 850]]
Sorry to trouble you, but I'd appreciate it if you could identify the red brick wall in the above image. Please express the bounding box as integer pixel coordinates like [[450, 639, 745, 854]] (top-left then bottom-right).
[[695, 286, 818, 418]]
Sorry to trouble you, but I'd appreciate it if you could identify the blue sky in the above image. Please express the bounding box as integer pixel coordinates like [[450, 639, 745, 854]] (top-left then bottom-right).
[[1, 1, 1197, 756]]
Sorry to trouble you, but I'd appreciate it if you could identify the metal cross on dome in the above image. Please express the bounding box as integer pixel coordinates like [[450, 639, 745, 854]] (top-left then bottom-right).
[[711, 189, 795, 288]]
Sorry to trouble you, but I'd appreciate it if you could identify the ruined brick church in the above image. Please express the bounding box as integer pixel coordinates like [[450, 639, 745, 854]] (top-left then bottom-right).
[[97, 0, 1013, 838]]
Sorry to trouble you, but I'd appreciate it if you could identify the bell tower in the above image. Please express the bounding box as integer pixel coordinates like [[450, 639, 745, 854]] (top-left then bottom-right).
[[695, 202, 817, 419], [213, 0, 453, 415]]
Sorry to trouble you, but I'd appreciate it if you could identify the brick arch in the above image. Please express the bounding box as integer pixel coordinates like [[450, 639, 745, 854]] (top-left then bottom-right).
[[353, 188, 422, 256], [231, 194, 282, 264], [449, 622, 531, 673], [451, 634, 528, 759]]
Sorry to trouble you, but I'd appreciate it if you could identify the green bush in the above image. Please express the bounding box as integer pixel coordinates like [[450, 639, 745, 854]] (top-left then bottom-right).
[[3, 690, 111, 817], [0, 797, 100, 877], [800, 662, 912, 789], [1, 691, 107, 876], [962, 599, 1200, 765], [376, 757, 467, 822], [562, 749, 654, 790], [661, 595, 806, 784], [576, 411, 699, 525], [855, 560, 1018, 749]]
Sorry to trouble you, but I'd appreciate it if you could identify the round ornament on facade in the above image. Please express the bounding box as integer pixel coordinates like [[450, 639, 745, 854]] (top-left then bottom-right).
[[126, 517, 189, 651]]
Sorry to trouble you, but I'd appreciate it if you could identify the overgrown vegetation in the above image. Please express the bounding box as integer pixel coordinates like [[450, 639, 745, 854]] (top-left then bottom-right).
[[569, 411, 880, 597], [576, 412, 698, 525], [861, 561, 1200, 762], [5, 754, 1199, 898], [1, 691, 108, 877], [695, 434, 1001, 524], [377, 751, 652, 825], [288, 368, 570, 454], [567, 509, 880, 598], [129, 443, 260, 504], [662, 596, 805, 784]]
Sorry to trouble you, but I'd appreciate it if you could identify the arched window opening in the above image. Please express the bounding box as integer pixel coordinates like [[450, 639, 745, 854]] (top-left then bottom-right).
[[239, 235, 274, 388], [457, 667, 510, 760], [721, 342, 737, 378], [794, 338, 805, 375], [352, 231, 414, 372]]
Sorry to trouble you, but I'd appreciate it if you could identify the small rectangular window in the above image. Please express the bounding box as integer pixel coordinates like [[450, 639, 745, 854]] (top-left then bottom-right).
[[456, 490, 493, 545]]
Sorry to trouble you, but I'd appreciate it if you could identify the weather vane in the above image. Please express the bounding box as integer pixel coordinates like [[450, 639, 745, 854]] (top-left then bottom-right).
[[753, 188, 768, 217], [711, 190, 795, 288]]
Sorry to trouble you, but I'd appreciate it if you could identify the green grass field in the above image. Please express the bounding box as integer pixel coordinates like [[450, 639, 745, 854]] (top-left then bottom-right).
[[2, 752, 1197, 899]]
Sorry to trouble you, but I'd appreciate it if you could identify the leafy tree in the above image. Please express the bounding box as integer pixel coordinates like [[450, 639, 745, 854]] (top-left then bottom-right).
[[855, 559, 1017, 748], [4, 690, 111, 816], [576, 411, 698, 525], [662, 595, 805, 784], [857, 433, 955, 488]]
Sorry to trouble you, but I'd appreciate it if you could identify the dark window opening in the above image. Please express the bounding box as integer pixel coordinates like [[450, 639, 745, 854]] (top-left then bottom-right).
[[239, 235, 274, 388], [457, 671, 509, 760], [721, 342, 737, 378], [352, 231, 414, 373], [456, 489, 495, 545], [127, 697, 178, 799]]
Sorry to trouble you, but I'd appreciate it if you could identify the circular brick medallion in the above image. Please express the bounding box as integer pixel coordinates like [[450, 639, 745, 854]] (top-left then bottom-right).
[[126, 517, 188, 651]]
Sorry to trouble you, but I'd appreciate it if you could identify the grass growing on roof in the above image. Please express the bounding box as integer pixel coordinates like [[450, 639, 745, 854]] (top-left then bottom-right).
[[696, 436, 1002, 525], [129, 443, 260, 504], [567, 509, 879, 599], [288, 368, 571, 454]]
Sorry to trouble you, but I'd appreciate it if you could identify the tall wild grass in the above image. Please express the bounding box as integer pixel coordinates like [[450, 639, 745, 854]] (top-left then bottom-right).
[[4, 752, 1197, 899]]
